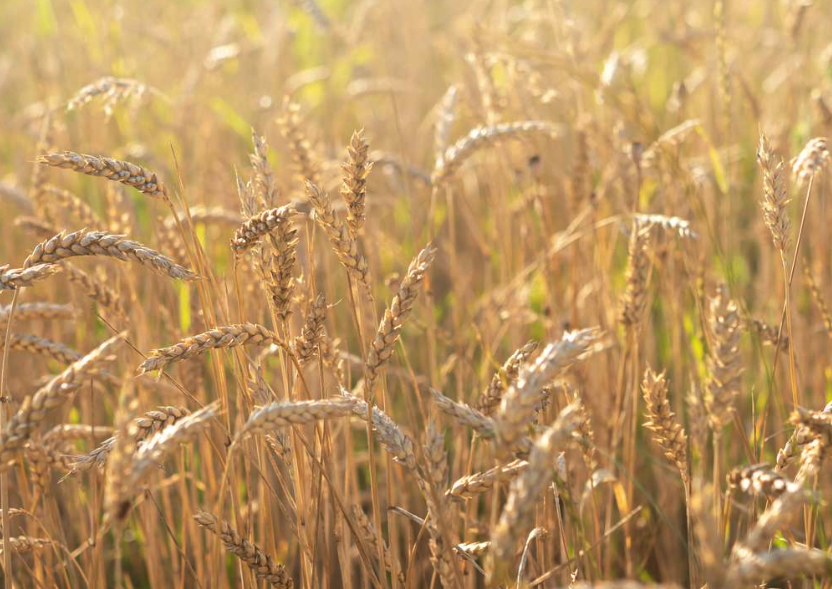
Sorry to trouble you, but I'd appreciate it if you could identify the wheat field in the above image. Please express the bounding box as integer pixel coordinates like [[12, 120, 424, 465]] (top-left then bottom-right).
[[1, 0, 832, 587]]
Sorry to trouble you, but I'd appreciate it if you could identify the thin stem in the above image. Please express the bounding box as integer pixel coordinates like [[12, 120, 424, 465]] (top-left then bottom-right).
[[0, 289, 19, 589]]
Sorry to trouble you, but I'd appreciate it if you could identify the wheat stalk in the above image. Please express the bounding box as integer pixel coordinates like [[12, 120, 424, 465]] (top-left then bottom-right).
[[432, 121, 560, 184], [293, 294, 327, 363], [0, 302, 74, 324], [488, 404, 580, 583], [230, 204, 297, 255]]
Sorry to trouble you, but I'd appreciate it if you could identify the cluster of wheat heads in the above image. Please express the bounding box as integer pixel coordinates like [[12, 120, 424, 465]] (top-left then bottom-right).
[[5, 0, 832, 588]]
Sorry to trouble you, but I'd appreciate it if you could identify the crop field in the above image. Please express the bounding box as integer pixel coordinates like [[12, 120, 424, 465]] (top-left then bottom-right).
[[1, 0, 831, 587]]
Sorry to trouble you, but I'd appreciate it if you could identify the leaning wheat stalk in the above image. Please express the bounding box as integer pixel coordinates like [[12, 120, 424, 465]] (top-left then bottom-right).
[[122, 403, 217, 497], [448, 459, 528, 499], [69, 406, 191, 473], [477, 340, 538, 415], [493, 328, 603, 457], [230, 204, 297, 255], [22, 230, 197, 280], [0, 333, 82, 366]]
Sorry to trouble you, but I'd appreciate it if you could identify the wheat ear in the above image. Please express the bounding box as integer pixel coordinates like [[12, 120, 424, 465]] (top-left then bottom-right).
[[138, 323, 281, 374], [22, 230, 197, 280], [194, 510, 293, 588], [0, 333, 123, 462], [38, 151, 168, 199]]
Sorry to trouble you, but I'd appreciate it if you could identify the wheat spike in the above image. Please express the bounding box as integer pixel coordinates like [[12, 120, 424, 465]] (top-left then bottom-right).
[[642, 367, 688, 483], [704, 284, 742, 432], [340, 129, 372, 238], [478, 341, 538, 415], [22, 229, 197, 280], [232, 398, 356, 446], [138, 323, 281, 374], [757, 133, 791, 253], [0, 263, 60, 291], [306, 181, 372, 293], [365, 244, 436, 394], [0, 333, 123, 462], [38, 151, 168, 199], [194, 510, 293, 588]]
